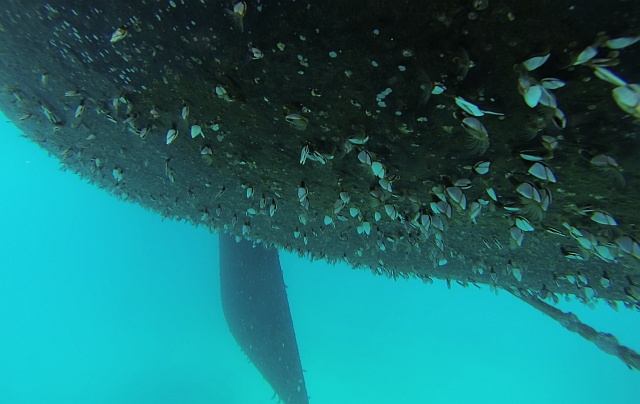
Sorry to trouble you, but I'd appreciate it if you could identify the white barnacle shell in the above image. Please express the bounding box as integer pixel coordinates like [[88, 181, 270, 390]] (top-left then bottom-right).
[[516, 182, 541, 202], [518, 75, 532, 94], [138, 126, 151, 139], [590, 211, 617, 226], [269, 200, 277, 217], [486, 187, 498, 202], [358, 150, 373, 165], [612, 84, 640, 118], [528, 162, 557, 183], [461, 117, 488, 135], [615, 236, 633, 254], [339, 191, 351, 204], [540, 78, 565, 90], [285, 113, 309, 131], [563, 222, 583, 239], [299, 145, 310, 165], [539, 188, 552, 211], [584, 286, 596, 300], [538, 87, 557, 108], [522, 53, 550, 71], [432, 84, 446, 94], [574, 45, 598, 66], [371, 161, 386, 178], [615, 235, 640, 259], [576, 233, 594, 251], [593, 66, 627, 86], [474, 161, 490, 175], [435, 201, 452, 218], [242, 223, 251, 236], [455, 96, 484, 116], [420, 214, 431, 231], [300, 198, 309, 211], [552, 108, 567, 129], [430, 202, 439, 215], [510, 226, 525, 246], [605, 35, 640, 49], [309, 151, 327, 164], [541, 136, 558, 151], [455, 178, 472, 189], [590, 154, 619, 167], [297, 186, 308, 202], [384, 204, 398, 220], [512, 267, 523, 282], [379, 177, 393, 192], [110, 26, 128, 43], [595, 245, 616, 262], [614, 84, 640, 107], [446, 186, 466, 209], [431, 215, 445, 231], [166, 128, 178, 144], [577, 273, 589, 285], [508, 263, 523, 282], [112, 167, 123, 182], [74, 102, 85, 118], [215, 85, 228, 97], [469, 202, 481, 222], [523, 84, 542, 108], [191, 125, 204, 138], [515, 216, 535, 232], [348, 134, 369, 145]]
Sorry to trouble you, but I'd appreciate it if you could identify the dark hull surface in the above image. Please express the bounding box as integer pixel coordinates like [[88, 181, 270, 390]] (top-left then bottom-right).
[[1, 1, 639, 314], [219, 234, 308, 404]]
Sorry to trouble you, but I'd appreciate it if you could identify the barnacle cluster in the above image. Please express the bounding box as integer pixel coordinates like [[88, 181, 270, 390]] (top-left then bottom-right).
[[1, 0, 640, 316]]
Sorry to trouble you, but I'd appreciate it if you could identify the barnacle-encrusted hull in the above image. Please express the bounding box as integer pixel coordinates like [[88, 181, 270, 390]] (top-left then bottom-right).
[[1, 0, 639, 309]]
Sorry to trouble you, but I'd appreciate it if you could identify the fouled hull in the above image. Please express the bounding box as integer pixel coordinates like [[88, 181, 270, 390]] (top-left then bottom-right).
[[1, 0, 639, 309]]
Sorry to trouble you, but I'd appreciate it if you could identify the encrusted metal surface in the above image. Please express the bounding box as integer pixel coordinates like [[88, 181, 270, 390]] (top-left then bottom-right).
[[1, 0, 640, 308]]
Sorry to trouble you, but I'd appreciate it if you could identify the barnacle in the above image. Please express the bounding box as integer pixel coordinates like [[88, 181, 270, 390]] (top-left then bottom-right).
[[466, 130, 490, 155], [285, 114, 309, 131], [537, 106, 562, 130], [520, 197, 546, 222], [462, 117, 490, 155], [453, 47, 472, 82], [523, 114, 547, 140], [225, 1, 247, 32]]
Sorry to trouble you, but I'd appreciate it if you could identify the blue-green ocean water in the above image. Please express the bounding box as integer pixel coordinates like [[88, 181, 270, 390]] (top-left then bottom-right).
[[1, 111, 639, 403]]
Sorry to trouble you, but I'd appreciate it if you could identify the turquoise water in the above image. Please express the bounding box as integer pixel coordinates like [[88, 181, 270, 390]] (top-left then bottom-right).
[[1, 112, 639, 403]]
